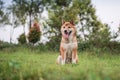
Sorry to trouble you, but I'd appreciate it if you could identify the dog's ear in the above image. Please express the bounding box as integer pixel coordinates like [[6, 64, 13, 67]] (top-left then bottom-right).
[[70, 20, 74, 25], [62, 19, 65, 24]]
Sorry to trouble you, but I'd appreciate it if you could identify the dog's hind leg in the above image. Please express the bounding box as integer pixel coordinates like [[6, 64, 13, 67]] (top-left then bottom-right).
[[56, 55, 62, 64]]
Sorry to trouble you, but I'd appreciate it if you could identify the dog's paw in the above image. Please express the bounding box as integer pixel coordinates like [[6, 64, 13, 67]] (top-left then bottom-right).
[[61, 60, 65, 65], [72, 59, 76, 64]]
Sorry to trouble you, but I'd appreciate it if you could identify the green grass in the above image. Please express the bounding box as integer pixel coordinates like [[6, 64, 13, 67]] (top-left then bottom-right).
[[0, 48, 120, 80]]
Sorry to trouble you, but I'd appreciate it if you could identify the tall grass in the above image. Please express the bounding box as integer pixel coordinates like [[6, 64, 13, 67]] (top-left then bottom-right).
[[0, 47, 120, 80]]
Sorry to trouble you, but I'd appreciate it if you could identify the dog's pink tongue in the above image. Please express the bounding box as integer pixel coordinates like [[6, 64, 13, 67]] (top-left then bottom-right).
[[64, 34, 69, 39]]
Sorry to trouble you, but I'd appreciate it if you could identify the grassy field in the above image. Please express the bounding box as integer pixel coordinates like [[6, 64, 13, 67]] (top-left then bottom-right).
[[0, 48, 120, 80]]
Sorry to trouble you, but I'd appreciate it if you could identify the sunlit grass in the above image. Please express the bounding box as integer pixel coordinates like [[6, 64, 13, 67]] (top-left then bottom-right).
[[0, 49, 120, 80]]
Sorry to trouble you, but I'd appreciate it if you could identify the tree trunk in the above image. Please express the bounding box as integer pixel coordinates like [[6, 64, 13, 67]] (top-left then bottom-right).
[[10, 26, 12, 43], [10, 25, 14, 44], [23, 25, 25, 35], [29, 13, 32, 30], [81, 22, 86, 41]]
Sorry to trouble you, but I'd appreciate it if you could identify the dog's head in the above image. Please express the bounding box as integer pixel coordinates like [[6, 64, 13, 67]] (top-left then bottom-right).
[[61, 21, 76, 39]]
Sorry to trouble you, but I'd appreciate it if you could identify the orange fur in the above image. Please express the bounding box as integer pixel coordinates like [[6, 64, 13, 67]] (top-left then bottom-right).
[[57, 21, 78, 65]]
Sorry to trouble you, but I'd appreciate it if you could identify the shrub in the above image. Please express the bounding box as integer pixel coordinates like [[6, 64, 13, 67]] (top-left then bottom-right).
[[28, 22, 41, 44], [45, 36, 60, 51], [0, 41, 15, 49], [18, 33, 26, 44]]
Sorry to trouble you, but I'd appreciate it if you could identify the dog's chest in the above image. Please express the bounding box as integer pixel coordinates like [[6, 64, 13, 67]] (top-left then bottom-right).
[[63, 42, 76, 51], [63, 42, 77, 63]]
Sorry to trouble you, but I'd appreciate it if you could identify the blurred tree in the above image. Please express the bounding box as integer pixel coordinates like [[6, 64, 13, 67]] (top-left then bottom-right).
[[10, 0, 51, 30], [0, 0, 8, 25], [7, 0, 50, 43], [28, 21, 41, 44], [73, 0, 112, 46], [46, 0, 112, 49], [7, 4, 20, 43], [8, 1, 27, 34], [89, 24, 111, 47], [46, 0, 77, 49], [18, 33, 26, 44], [0, 0, 18, 43]]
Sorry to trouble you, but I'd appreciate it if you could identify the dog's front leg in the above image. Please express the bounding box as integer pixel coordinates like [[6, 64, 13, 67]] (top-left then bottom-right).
[[72, 49, 77, 64], [60, 49, 66, 65]]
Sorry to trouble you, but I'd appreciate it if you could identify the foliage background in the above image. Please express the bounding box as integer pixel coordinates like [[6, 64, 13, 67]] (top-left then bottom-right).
[[0, 0, 120, 79]]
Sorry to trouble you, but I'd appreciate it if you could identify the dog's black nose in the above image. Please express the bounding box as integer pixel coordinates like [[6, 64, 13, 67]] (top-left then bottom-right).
[[64, 30, 67, 33]]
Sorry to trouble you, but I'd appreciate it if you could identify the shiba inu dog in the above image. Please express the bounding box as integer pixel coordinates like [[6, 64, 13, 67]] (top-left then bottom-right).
[[57, 21, 78, 65]]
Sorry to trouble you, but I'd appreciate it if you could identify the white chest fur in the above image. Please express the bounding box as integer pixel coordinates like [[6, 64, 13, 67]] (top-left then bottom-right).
[[62, 42, 77, 64], [63, 42, 77, 52]]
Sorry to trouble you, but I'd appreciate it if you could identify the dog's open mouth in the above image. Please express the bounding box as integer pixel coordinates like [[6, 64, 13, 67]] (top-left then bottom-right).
[[64, 30, 72, 39]]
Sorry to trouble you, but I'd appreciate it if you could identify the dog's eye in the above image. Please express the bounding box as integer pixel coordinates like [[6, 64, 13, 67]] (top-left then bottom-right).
[[68, 27, 70, 28], [63, 27, 65, 28]]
